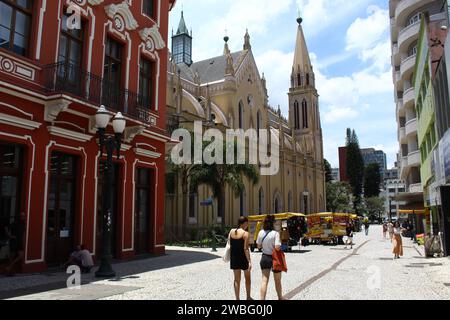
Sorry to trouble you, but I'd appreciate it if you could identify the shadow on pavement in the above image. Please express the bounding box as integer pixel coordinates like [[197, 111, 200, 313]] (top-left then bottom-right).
[[0, 249, 219, 300], [289, 250, 312, 254]]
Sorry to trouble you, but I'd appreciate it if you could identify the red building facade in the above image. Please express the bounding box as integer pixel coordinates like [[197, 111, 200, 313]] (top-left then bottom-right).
[[0, 0, 176, 273]]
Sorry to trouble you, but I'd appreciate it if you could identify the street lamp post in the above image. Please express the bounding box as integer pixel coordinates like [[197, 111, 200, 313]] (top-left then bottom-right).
[[95, 106, 126, 278]]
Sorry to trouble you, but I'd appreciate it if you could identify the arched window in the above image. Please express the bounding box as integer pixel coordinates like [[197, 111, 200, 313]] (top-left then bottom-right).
[[258, 187, 264, 214], [257, 110, 262, 138], [297, 73, 301, 86], [302, 99, 308, 128], [240, 189, 246, 217], [238, 101, 244, 129], [303, 194, 309, 214], [306, 73, 310, 86], [288, 191, 293, 212], [294, 101, 300, 130], [274, 191, 282, 213]]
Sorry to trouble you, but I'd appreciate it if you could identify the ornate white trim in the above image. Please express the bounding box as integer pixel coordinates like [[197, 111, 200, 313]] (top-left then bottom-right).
[[88, 0, 104, 4], [134, 147, 162, 159], [44, 99, 71, 122], [105, 2, 139, 31], [0, 113, 41, 130], [124, 125, 145, 143], [139, 25, 166, 53], [47, 126, 93, 142]]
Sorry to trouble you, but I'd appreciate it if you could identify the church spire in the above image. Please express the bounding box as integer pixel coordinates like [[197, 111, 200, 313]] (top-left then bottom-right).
[[243, 29, 251, 50], [223, 32, 230, 55], [291, 14, 314, 88], [176, 11, 189, 35], [172, 11, 193, 66]]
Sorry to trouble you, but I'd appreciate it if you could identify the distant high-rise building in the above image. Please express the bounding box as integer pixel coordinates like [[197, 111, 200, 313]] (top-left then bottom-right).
[[361, 148, 387, 178], [331, 168, 340, 182]]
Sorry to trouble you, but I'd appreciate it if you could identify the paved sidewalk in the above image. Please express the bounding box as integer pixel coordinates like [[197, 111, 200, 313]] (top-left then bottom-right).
[[1, 225, 449, 300]]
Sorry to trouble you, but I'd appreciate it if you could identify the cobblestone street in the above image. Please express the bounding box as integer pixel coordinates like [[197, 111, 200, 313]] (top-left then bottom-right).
[[1, 225, 449, 300]]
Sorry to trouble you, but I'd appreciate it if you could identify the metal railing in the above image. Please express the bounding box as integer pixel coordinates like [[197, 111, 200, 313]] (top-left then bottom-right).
[[42, 61, 154, 123]]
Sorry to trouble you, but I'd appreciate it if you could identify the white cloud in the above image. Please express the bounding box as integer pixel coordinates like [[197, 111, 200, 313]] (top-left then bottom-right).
[[346, 5, 389, 52], [256, 50, 294, 116], [192, 0, 293, 60], [324, 106, 359, 124], [296, 0, 372, 36]]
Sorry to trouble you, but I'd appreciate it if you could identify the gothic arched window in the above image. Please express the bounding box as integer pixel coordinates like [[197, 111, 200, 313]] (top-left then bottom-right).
[[294, 101, 300, 130], [258, 187, 264, 214], [288, 191, 293, 212], [257, 110, 262, 138], [240, 189, 246, 217], [302, 99, 308, 129], [238, 101, 244, 129]]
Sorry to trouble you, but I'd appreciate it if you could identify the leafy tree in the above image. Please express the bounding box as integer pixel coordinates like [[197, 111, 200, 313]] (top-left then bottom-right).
[[364, 163, 381, 198], [324, 159, 333, 183], [365, 197, 385, 222], [166, 131, 196, 239], [326, 181, 353, 213], [190, 140, 259, 227], [345, 128, 364, 215]]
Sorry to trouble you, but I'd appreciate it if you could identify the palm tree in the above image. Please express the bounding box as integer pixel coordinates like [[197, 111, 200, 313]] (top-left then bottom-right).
[[190, 141, 260, 227]]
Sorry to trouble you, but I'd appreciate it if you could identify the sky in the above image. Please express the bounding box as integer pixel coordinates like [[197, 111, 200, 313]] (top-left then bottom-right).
[[168, 0, 397, 169]]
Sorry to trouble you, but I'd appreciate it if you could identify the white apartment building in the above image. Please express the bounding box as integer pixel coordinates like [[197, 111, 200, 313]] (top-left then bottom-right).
[[389, 0, 445, 207]]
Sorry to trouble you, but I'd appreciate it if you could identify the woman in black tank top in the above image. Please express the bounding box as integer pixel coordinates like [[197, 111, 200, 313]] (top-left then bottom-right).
[[229, 217, 253, 300]]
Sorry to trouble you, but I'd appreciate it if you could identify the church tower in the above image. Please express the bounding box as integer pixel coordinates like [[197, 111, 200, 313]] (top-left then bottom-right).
[[288, 14, 323, 163], [172, 11, 193, 66]]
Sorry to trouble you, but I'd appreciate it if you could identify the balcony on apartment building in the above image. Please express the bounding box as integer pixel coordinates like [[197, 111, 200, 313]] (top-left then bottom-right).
[[400, 54, 416, 80], [403, 86, 415, 106], [398, 20, 420, 53], [42, 62, 154, 124], [405, 117, 418, 136], [395, 0, 436, 23]]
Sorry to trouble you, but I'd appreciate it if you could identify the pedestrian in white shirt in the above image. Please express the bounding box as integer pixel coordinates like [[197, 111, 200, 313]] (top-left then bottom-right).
[[256, 215, 284, 300]]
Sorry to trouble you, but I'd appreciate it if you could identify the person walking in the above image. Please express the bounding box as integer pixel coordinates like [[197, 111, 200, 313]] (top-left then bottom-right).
[[387, 220, 394, 241], [407, 220, 415, 242], [382, 222, 388, 239], [228, 217, 253, 300], [256, 215, 284, 300], [364, 220, 370, 236], [392, 221, 404, 259], [345, 221, 354, 249]]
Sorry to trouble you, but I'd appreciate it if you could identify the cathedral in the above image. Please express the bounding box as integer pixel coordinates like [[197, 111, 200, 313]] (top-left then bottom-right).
[[165, 12, 326, 240]]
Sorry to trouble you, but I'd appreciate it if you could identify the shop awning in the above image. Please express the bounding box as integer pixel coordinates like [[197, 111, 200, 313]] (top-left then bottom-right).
[[398, 209, 427, 215], [248, 213, 306, 222]]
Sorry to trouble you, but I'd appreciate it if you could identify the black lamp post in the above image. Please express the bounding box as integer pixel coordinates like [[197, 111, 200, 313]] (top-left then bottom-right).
[[95, 105, 126, 278]]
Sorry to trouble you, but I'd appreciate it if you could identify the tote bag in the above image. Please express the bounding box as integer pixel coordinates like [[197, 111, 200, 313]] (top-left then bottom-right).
[[222, 233, 231, 263]]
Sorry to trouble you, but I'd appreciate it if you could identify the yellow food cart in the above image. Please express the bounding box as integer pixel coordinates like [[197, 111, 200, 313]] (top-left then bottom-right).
[[306, 213, 353, 245], [247, 213, 307, 252]]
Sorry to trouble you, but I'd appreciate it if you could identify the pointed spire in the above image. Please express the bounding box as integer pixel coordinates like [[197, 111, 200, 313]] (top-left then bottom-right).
[[225, 52, 235, 76], [244, 29, 251, 50], [223, 32, 230, 56], [292, 14, 314, 88], [176, 11, 189, 35]]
